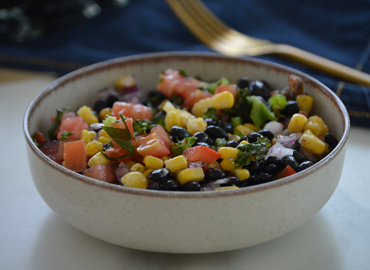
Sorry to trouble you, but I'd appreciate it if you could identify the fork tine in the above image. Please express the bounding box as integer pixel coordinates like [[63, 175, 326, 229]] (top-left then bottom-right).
[[166, 0, 219, 46]]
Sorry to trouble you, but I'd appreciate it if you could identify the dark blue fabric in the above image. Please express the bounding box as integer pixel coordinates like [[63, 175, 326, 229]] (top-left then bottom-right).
[[1, 0, 370, 127]]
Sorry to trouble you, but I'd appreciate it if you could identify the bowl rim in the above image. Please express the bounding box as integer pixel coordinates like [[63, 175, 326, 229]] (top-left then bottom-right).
[[23, 51, 350, 198]]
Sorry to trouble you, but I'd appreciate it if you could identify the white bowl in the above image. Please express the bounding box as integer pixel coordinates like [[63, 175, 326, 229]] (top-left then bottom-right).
[[24, 52, 350, 253]]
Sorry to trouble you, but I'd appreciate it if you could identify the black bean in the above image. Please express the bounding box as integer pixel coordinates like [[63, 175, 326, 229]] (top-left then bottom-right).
[[266, 156, 283, 168], [293, 150, 308, 164], [205, 118, 217, 126], [244, 173, 273, 186], [247, 132, 263, 143], [226, 140, 238, 148], [204, 168, 226, 182], [159, 179, 181, 191], [221, 176, 240, 187], [217, 120, 233, 133], [170, 126, 191, 142], [282, 101, 300, 116], [238, 136, 248, 143], [290, 140, 301, 151], [281, 156, 300, 172], [194, 132, 209, 145], [249, 80, 271, 101], [325, 133, 339, 149], [105, 93, 120, 108], [243, 159, 265, 174], [149, 168, 171, 182], [264, 163, 280, 177], [93, 98, 107, 114], [257, 129, 274, 141], [237, 77, 250, 89], [298, 161, 314, 171], [182, 181, 201, 191], [205, 125, 228, 140]]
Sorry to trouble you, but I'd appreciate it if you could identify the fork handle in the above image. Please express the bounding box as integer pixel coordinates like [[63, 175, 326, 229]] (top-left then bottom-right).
[[274, 44, 370, 86]]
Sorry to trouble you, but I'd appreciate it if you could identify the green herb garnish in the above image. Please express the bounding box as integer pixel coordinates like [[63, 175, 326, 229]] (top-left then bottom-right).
[[46, 106, 71, 141], [133, 119, 154, 134], [31, 132, 40, 148], [235, 137, 271, 168], [205, 77, 230, 94], [59, 131, 74, 141], [151, 111, 166, 129], [202, 107, 218, 120], [157, 77, 164, 83], [234, 129, 244, 137], [178, 69, 188, 77], [169, 95, 183, 106], [171, 136, 197, 156]]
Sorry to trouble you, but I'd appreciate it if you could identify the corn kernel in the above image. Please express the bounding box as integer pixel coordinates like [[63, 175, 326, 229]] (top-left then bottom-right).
[[215, 186, 239, 191], [98, 129, 109, 138], [288, 113, 307, 133], [177, 168, 205, 185], [191, 98, 213, 117], [116, 75, 135, 89], [203, 161, 222, 171], [304, 116, 328, 137], [85, 140, 103, 157], [81, 130, 96, 144], [97, 136, 111, 144], [299, 129, 326, 155], [165, 155, 188, 172], [161, 156, 171, 162], [232, 169, 250, 180], [234, 125, 254, 136], [211, 91, 234, 109], [143, 156, 164, 169], [243, 123, 259, 132], [165, 110, 180, 131], [77, 105, 99, 126], [221, 158, 236, 171], [296, 95, 313, 113], [238, 140, 249, 146], [218, 147, 239, 160], [143, 169, 154, 180], [121, 172, 148, 189], [186, 117, 207, 135], [99, 107, 112, 121], [88, 152, 111, 167], [130, 163, 145, 173]]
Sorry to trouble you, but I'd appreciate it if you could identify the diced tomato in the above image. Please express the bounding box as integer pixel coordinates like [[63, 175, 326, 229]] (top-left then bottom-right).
[[111, 102, 153, 120], [137, 133, 170, 158], [33, 132, 46, 146], [105, 146, 139, 162], [183, 89, 213, 108], [183, 146, 222, 164], [63, 140, 87, 172], [150, 125, 174, 148], [40, 140, 62, 164], [57, 116, 89, 142], [83, 165, 118, 184], [215, 84, 237, 98], [275, 165, 296, 179], [51, 112, 77, 136], [156, 69, 185, 98], [173, 77, 202, 98]]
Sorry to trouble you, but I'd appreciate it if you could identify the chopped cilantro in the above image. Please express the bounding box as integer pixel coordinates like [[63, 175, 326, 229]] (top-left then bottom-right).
[[178, 69, 188, 77], [235, 137, 271, 168], [206, 77, 230, 94], [157, 77, 164, 83], [169, 95, 183, 106], [151, 111, 166, 130], [59, 131, 74, 141], [171, 136, 197, 156], [234, 129, 244, 137], [133, 119, 154, 134], [31, 132, 40, 148], [202, 107, 218, 120], [46, 106, 71, 141]]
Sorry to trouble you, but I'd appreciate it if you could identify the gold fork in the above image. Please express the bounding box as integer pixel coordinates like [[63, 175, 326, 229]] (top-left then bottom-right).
[[166, 0, 370, 86]]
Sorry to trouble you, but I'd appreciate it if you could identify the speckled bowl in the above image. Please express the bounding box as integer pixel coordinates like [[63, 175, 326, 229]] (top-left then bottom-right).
[[24, 52, 350, 253]]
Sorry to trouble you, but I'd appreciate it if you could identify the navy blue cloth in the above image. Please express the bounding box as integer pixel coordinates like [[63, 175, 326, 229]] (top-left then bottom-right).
[[1, 0, 370, 127]]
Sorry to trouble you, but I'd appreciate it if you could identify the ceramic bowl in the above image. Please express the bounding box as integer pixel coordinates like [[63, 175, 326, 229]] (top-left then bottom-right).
[[24, 52, 350, 253]]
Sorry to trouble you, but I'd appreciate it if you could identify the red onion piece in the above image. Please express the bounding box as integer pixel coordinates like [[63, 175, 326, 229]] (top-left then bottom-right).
[[264, 121, 284, 136], [277, 134, 296, 148], [115, 162, 130, 183], [264, 142, 294, 160], [188, 161, 208, 168], [282, 129, 290, 136]]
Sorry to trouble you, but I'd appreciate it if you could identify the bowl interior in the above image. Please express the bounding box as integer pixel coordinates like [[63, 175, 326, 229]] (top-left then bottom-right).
[[25, 52, 350, 193]]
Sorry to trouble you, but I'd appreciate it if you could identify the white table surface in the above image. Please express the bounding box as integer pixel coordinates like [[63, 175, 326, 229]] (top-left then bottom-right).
[[1, 73, 370, 270]]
